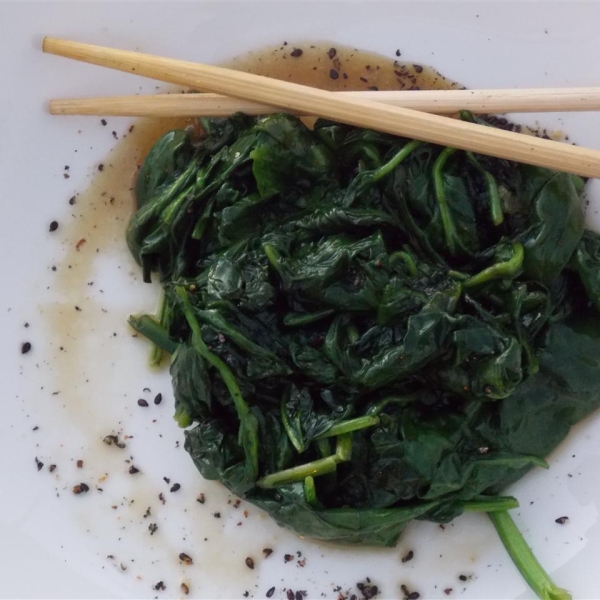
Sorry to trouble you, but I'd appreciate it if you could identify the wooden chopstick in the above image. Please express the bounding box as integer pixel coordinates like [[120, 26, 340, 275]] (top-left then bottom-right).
[[49, 88, 600, 117], [42, 37, 600, 179]]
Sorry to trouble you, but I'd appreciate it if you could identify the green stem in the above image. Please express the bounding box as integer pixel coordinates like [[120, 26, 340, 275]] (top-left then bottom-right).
[[448, 269, 469, 281], [464, 242, 524, 288], [316, 416, 380, 439], [191, 197, 214, 240], [258, 433, 353, 489], [284, 309, 336, 327], [281, 390, 306, 454], [462, 495, 519, 513], [347, 324, 360, 344], [489, 511, 572, 600], [174, 404, 192, 428], [433, 147, 459, 255], [175, 287, 259, 481], [150, 293, 170, 367], [195, 309, 283, 363], [372, 140, 422, 182], [335, 433, 353, 461], [128, 314, 178, 356], [389, 251, 418, 277], [304, 476, 317, 506], [263, 243, 282, 273], [467, 152, 504, 226], [258, 455, 339, 488], [367, 393, 419, 416]]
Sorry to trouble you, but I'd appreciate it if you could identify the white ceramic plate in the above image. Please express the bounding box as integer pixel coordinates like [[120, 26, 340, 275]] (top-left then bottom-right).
[[2, 2, 600, 599]]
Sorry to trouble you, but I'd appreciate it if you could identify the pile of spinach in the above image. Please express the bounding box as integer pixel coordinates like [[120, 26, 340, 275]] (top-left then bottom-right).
[[127, 112, 600, 599]]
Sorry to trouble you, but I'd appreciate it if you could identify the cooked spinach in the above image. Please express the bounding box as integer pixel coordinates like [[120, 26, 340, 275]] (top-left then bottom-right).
[[127, 112, 600, 599]]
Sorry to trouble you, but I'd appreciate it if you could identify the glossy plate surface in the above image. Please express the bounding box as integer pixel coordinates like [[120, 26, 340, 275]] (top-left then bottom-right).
[[2, 2, 600, 598]]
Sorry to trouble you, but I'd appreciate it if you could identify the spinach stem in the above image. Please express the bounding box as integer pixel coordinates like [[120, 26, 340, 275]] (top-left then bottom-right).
[[389, 251, 418, 277], [281, 390, 306, 454], [367, 393, 419, 416], [316, 415, 380, 439], [196, 309, 283, 363], [173, 404, 192, 428], [128, 313, 178, 356], [464, 242, 524, 288], [467, 152, 504, 226], [263, 243, 282, 273], [372, 140, 422, 182], [433, 147, 459, 255], [489, 511, 572, 600], [258, 456, 339, 488], [335, 433, 353, 461], [149, 293, 169, 367], [304, 476, 317, 505], [175, 287, 259, 481], [258, 433, 353, 489], [284, 309, 336, 327], [462, 496, 519, 512]]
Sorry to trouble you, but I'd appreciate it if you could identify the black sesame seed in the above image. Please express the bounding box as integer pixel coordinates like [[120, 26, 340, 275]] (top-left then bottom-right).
[[328, 47, 337, 59], [137, 399, 149, 407], [49, 221, 59, 232], [128, 465, 140, 474], [266, 587, 275, 598], [413, 64, 424, 73], [458, 575, 468, 582], [290, 48, 303, 57], [98, 164, 104, 172], [154, 393, 163, 405], [170, 483, 181, 493], [329, 69, 339, 80], [21, 342, 32, 354], [101, 119, 107, 126], [555, 516, 569, 524], [35, 457, 44, 471], [245, 557, 255, 569], [401, 550, 414, 563]]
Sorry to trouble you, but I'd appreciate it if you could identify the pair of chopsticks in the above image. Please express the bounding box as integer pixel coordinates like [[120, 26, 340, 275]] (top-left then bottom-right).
[[43, 37, 600, 178]]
